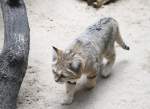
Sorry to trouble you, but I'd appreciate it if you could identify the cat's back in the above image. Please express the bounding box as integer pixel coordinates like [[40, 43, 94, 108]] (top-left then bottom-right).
[[68, 17, 118, 55], [78, 17, 118, 46], [86, 17, 118, 36]]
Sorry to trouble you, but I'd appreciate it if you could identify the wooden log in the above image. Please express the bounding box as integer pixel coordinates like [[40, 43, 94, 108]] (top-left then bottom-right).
[[0, 0, 30, 109]]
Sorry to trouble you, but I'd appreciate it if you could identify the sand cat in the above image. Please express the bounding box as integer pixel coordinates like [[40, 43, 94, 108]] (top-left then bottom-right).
[[86, 0, 117, 8], [51, 17, 129, 105]]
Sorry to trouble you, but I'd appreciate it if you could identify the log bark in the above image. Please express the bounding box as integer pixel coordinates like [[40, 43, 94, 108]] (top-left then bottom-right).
[[0, 0, 30, 109]]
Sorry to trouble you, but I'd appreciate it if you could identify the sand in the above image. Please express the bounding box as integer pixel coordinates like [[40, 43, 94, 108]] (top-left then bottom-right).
[[0, 0, 150, 109]]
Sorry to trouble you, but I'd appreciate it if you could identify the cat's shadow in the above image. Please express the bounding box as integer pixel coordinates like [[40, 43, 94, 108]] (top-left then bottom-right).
[[60, 60, 129, 109]]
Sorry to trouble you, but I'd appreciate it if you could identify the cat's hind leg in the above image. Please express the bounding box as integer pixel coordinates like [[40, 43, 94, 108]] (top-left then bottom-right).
[[101, 49, 116, 78]]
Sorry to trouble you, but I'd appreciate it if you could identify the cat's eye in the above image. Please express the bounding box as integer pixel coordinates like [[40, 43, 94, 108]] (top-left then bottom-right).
[[60, 74, 66, 78], [69, 76, 76, 79], [52, 69, 58, 76], [52, 69, 56, 73]]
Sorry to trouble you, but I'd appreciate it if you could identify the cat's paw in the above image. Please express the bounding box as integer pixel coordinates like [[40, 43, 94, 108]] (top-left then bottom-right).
[[101, 70, 111, 78], [101, 73, 110, 78], [85, 82, 96, 89], [86, 85, 96, 90], [61, 96, 73, 105], [85, 79, 96, 90]]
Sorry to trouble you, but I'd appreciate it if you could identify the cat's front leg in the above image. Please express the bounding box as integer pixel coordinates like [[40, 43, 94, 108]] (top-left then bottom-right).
[[86, 72, 97, 89], [61, 81, 76, 105]]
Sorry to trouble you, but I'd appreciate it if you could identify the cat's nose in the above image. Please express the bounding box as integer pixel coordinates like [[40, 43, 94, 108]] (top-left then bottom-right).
[[55, 79, 59, 82], [55, 77, 60, 82]]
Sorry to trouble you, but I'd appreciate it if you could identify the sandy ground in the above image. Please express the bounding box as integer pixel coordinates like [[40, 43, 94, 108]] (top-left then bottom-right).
[[0, 0, 150, 109]]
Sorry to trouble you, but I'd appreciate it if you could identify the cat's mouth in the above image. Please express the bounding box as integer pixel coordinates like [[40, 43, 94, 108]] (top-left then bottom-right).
[[55, 78, 65, 84], [55, 80, 64, 84], [56, 81, 64, 84]]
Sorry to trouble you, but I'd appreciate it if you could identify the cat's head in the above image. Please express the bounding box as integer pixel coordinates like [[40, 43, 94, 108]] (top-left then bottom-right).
[[51, 46, 82, 84]]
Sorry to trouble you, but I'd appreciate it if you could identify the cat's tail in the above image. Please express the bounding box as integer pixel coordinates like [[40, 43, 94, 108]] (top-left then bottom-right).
[[7, 0, 20, 7], [115, 27, 130, 50]]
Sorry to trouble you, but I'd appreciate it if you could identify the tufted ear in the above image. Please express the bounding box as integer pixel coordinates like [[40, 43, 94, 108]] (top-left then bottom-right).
[[52, 46, 62, 64], [69, 59, 81, 73]]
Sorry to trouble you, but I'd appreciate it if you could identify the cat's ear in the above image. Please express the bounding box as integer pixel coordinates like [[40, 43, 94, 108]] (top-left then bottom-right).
[[52, 46, 62, 64], [69, 59, 81, 74]]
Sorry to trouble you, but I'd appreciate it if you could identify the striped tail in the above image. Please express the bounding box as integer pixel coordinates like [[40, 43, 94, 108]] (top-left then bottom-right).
[[115, 27, 130, 50]]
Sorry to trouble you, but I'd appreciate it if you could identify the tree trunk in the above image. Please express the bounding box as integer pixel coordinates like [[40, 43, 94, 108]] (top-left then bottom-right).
[[0, 0, 30, 109]]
